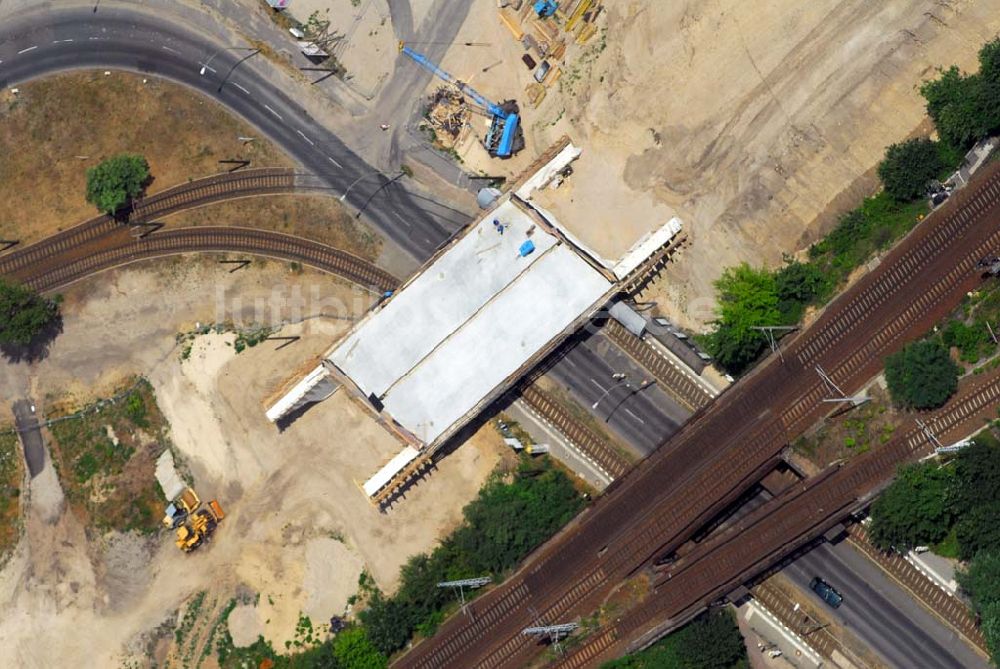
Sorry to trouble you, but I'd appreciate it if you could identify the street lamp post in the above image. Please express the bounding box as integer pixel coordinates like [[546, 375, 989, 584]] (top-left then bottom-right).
[[198, 46, 260, 85], [592, 376, 631, 411], [339, 171, 383, 202]]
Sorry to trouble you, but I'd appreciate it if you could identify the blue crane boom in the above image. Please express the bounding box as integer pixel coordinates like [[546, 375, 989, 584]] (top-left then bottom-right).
[[399, 43, 523, 159], [400, 45, 503, 117]]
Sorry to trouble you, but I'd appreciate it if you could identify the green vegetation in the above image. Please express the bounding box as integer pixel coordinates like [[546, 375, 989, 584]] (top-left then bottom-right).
[[47, 378, 169, 532], [869, 461, 954, 550], [705, 191, 929, 376], [921, 38, 1000, 151], [359, 456, 584, 656], [869, 430, 1000, 557], [870, 430, 1000, 663], [217, 624, 383, 669], [0, 429, 23, 561], [706, 38, 1000, 376], [0, 278, 61, 348], [601, 610, 747, 669], [884, 339, 960, 409], [877, 138, 944, 201], [84, 153, 150, 214], [332, 628, 386, 669]]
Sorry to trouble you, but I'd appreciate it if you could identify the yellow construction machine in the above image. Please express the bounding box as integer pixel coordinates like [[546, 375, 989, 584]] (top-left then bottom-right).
[[171, 493, 225, 553]]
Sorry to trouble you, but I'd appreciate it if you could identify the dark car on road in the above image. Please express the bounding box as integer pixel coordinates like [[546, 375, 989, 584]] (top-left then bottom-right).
[[810, 577, 843, 608]]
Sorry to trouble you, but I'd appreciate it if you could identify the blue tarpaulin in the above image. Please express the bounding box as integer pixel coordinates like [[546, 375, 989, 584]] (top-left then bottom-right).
[[519, 240, 536, 257]]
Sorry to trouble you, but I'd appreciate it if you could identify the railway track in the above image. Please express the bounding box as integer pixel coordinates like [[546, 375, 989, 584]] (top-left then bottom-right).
[[18, 226, 398, 294], [0, 168, 298, 281], [519, 384, 631, 480], [602, 319, 714, 413], [393, 163, 1000, 668], [553, 367, 1000, 666]]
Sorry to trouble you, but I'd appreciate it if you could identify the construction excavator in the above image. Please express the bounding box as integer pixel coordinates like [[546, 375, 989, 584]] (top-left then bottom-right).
[[169, 489, 225, 553]]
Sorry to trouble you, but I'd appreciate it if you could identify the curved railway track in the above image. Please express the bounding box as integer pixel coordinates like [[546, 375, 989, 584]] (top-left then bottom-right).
[[0, 167, 300, 280], [19, 226, 398, 294], [393, 163, 1000, 669]]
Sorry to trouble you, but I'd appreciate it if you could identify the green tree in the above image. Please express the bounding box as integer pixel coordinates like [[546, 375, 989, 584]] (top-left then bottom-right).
[[85, 153, 150, 214], [332, 627, 386, 669], [0, 278, 60, 347], [921, 67, 986, 150], [869, 462, 954, 550], [884, 339, 959, 409], [774, 259, 827, 322], [982, 601, 1000, 666], [877, 138, 944, 202], [958, 551, 1000, 615], [705, 264, 782, 376], [676, 610, 748, 669]]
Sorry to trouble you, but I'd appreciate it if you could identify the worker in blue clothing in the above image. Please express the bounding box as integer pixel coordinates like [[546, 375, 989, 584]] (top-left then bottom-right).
[[493, 219, 505, 235]]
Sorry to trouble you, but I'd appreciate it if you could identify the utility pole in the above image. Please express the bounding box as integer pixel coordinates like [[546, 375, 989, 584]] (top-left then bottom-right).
[[521, 623, 579, 655], [815, 365, 868, 407], [751, 325, 798, 363], [437, 577, 491, 616]]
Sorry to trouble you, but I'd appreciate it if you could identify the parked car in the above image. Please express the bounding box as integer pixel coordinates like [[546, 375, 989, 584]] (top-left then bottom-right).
[[810, 576, 843, 608]]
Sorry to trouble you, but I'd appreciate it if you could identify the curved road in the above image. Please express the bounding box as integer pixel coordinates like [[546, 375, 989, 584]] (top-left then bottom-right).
[[0, 5, 462, 260]]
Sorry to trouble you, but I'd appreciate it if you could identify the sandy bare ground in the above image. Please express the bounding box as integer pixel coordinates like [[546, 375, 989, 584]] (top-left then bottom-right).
[[0, 259, 503, 666], [439, 0, 1000, 329]]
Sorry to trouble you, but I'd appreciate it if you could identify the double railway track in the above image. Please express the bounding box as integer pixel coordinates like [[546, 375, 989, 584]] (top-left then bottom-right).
[[554, 366, 1000, 666], [394, 163, 1000, 668]]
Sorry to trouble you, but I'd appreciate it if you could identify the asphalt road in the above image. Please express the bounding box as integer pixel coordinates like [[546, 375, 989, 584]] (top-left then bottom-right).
[[0, 3, 690, 458], [12, 399, 44, 478], [785, 540, 989, 669], [0, 5, 464, 261], [546, 331, 691, 456]]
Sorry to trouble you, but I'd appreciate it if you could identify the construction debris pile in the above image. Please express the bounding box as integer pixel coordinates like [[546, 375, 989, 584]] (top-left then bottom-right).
[[498, 0, 604, 108], [423, 86, 469, 150]]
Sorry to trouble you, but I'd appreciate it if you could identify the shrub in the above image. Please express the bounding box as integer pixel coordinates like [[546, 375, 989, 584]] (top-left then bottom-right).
[[884, 340, 959, 409], [877, 138, 943, 201]]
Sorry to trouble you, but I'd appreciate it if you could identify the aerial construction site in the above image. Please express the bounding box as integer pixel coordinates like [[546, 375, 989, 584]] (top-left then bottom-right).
[[1, 1, 1000, 668]]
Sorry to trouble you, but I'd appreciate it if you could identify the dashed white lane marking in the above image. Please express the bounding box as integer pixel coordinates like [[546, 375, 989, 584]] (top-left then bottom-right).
[[17, 46, 37, 54], [52, 39, 74, 44], [263, 104, 282, 120], [392, 211, 411, 228], [326, 156, 343, 169], [589, 378, 604, 391], [161, 45, 180, 55], [232, 82, 249, 95], [296, 130, 315, 146], [88, 37, 102, 41]]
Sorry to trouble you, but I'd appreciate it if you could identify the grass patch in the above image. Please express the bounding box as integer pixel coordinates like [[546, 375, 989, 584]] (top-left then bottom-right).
[[47, 378, 169, 533], [0, 429, 23, 561], [934, 526, 961, 559]]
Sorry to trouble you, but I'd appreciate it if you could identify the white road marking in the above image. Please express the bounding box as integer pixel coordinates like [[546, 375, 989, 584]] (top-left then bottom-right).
[[589, 378, 605, 391], [263, 104, 283, 120], [88, 37, 102, 41], [392, 211, 411, 228], [52, 39, 74, 44], [296, 130, 315, 146], [625, 409, 645, 424], [326, 156, 343, 169], [199, 64, 217, 74], [17, 46, 37, 54], [232, 82, 249, 95], [161, 45, 180, 55]]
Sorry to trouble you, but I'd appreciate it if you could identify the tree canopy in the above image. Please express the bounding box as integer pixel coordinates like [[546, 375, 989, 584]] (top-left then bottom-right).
[[601, 610, 747, 669], [331, 627, 386, 669], [868, 462, 954, 551], [884, 339, 959, 409], [920, 38, 1000, 150], [0, 279, 60, 347], [85, 153, 150, 215], [877, 138, 944, 202], [704, 264, 781, 376]]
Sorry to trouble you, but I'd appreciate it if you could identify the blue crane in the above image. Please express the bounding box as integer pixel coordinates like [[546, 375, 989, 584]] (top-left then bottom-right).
[[399, 43, 524, 159]]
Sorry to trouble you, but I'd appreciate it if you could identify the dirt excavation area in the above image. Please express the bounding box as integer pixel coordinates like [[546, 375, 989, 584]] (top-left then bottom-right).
[[435, 0, 1000, 328], [0, 259, 503, 667]]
